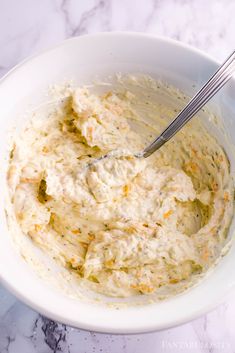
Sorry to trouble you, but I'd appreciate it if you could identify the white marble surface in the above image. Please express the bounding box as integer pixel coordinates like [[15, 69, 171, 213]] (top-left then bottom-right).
[[0, 0, 235, 352]]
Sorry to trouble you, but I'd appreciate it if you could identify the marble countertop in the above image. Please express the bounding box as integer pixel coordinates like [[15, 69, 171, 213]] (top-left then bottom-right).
[[0, 0, 235, 352]]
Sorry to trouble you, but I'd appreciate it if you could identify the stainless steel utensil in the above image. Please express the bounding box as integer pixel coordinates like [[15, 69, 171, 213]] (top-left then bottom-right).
[[141, 50, 235, 158]]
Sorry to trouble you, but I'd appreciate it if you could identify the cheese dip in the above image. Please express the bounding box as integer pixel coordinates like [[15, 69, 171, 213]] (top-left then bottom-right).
[[7, 81, 234, 298]]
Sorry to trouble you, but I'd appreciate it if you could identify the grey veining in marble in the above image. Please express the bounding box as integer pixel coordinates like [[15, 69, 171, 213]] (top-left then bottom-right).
[[0, 0, 235, 352]]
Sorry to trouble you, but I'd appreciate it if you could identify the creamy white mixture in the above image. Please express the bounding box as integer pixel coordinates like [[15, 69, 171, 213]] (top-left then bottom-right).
[[7, 82, 234, 298]]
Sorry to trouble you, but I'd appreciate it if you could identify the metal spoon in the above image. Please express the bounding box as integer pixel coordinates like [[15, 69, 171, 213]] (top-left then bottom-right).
[[142, 50, 235, 158], [89, 50, 235, 166]]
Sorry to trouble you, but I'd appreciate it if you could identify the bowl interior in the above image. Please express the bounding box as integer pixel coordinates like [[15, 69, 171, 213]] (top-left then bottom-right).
[[0, 33, 235, 333]]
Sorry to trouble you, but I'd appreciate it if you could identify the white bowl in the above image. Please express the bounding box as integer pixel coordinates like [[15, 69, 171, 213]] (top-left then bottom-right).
[[0, 33, 235, 334]]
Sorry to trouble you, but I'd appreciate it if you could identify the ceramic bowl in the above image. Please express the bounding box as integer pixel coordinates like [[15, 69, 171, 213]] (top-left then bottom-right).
[[0, 32, 235, 334]]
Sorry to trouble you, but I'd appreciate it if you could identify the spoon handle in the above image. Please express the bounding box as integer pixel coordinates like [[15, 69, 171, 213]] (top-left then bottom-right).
[[142, 50, 235, 158]]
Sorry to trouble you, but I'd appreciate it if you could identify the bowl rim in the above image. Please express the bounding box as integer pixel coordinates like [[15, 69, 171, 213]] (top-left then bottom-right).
[[0, 31, 235, 334], [0, 31, 224, 87]]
